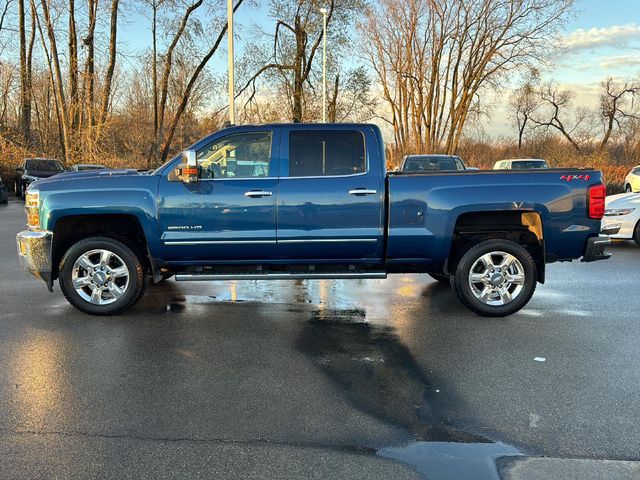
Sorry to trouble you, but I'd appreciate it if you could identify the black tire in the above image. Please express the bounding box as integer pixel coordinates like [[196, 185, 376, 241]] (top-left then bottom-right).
[[626, 185, 632, 193], [14, 182, 22, 198], [428, 272, 450, 284], [59, 236, 145, 315], [634, 221, 640, 248], [452, 238, 537, 317]]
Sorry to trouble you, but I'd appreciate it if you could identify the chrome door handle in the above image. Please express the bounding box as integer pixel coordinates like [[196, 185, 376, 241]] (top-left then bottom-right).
[[244, 190, 273, 197], [349, 188, 377, 196]]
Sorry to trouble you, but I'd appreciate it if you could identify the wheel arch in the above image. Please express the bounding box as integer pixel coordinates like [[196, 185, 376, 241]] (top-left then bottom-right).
[[447, 210, 545, 283], [51, 214, 153, 280]]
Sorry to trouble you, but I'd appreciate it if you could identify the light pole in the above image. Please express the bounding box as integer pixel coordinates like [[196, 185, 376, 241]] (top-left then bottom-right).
[[227, 0, 235, 125], [320, 7, 328, 123]]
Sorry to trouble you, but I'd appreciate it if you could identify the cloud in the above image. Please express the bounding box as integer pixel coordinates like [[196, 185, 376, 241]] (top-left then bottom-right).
[[599, 55, 640, 69], [563, 24, 640, 51]]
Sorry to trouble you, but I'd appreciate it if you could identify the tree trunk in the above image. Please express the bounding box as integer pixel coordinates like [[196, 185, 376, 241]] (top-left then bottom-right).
[[39, 0, 71, 163], [18, 0, 31, 145], [68, 0, 79, 129], [328, 74, 339, 123], [97, 0, 120, 132]]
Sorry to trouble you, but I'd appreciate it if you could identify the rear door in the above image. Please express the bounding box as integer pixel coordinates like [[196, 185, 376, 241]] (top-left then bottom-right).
[[276, 126, 384, 262]]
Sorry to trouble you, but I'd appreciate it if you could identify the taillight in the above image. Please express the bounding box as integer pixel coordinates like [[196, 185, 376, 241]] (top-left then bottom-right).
[[588, 183, 606, 220]]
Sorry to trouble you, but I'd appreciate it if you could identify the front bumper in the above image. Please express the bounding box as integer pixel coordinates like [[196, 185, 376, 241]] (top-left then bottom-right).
[[601, 218, 635, 239], [581, 235, 612, 262], [16, 230, 54, 291]]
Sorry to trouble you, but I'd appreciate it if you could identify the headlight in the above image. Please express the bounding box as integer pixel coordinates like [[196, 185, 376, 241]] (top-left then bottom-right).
[[604, 208, 635, 216], [25, 190, 40, 230]]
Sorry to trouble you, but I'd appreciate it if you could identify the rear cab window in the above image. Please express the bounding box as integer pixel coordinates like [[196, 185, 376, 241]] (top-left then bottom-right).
[[288, 130, 366, 177]]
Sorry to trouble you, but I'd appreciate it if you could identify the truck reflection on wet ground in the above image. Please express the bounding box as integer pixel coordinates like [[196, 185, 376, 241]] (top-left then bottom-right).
[[297, 307, 486, 444], [147, 278, 522, 478]]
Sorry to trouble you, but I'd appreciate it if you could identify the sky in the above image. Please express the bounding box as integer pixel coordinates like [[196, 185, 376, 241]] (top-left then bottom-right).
[[118, 0, 640, 138]]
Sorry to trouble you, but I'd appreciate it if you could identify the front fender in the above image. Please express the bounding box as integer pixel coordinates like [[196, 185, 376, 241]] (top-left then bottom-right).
[[40, 187, 159, 251]]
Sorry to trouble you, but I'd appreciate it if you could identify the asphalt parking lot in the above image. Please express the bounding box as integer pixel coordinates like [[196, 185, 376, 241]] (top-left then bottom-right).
[[1, 198, 639, 479]]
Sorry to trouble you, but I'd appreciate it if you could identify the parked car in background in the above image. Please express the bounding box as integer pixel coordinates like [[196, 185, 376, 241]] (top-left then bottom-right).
[[68, 164, 108, 172], [602, 193, 640, 246], [0, 174, 8, 204], [14, 158, 65, 198], [16, 123, 610, 318], [624, 166, 640, 193], [401, 154, 468, 172], [493, 159, 549, 170]]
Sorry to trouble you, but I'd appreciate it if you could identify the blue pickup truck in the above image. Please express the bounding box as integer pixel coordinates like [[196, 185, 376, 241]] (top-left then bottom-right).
[[16, 123, 610, 317]]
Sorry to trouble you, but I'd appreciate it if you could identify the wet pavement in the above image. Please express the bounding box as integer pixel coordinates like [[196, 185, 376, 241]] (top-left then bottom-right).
[[1, 199, 640, 479]]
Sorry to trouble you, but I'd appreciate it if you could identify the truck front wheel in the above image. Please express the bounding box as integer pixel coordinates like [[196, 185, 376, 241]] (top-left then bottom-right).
[[59, 236, 145, 315], [452, 238, 537, 317]]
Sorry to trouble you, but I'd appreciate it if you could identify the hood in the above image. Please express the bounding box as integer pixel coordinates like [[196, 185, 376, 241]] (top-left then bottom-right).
[[30, 168, 144, 191], [605, 192, 640, 208], [53, 169, 141, 180]]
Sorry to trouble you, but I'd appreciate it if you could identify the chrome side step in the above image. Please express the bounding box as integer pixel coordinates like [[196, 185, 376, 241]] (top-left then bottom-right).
[[175, 272, 387, 281]]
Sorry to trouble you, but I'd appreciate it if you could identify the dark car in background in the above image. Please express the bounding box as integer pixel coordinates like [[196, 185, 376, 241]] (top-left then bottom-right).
[[14, 158, 65, 198], [401, 154, 470, 172], [0, 174, 8, 204], [68, 164, 108, 172]]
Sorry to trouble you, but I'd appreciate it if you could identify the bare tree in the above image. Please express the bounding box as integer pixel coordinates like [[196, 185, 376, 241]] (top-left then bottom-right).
[[361, 0, 573, 157], [158, 0, 245, 163], [141, 0, 166, 164], [529, 82, 591, 153], [239, 0, 368, 123], [37, 0, 71, 162], [509, 73, 541, 149], [599, 77, 640, 149]]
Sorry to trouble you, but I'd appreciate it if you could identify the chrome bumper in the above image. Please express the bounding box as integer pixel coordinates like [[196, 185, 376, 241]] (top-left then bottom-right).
[[16, 230, 54, 291], [581, 235, 612, 262]]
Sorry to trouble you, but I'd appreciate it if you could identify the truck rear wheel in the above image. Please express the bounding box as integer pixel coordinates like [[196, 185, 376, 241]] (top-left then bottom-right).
[[59, 236, 145, 315], [452, 238, 537, 317]]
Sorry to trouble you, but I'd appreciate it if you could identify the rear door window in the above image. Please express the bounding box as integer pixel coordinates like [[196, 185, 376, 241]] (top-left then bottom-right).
[[288, 130, 366, 177]]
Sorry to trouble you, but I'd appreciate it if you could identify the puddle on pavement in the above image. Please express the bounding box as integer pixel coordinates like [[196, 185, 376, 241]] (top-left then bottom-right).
[[379, 441, 521, 480]]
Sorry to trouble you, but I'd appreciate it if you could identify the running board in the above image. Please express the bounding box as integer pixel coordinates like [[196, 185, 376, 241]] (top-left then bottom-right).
[[174, 272, 387, 281]]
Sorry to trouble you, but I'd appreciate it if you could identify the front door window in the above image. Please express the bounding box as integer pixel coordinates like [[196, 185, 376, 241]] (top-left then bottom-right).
[[196, 132, 272, 179]]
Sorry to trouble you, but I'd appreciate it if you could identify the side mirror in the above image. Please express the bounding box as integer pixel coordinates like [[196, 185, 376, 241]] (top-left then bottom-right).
[[174, 150, 199, 183]]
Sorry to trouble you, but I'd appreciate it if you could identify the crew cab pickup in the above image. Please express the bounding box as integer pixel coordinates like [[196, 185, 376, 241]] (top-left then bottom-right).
[[16, 123, 611, 317]]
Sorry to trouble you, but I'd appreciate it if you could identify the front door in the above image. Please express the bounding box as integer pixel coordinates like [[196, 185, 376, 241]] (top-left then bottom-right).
[[276, 126, 385, 262], [158, 129, 279, 262]]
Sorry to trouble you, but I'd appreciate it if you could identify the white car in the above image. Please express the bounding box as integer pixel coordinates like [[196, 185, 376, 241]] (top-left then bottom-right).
[[493, 158, 549, 170], [602, 193, 640, 246], [624, 166, 640, 193]]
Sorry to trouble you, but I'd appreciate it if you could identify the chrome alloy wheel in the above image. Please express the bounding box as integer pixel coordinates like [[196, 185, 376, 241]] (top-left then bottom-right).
[[468, 251, 525, 306], [71, 249, 130, 305]]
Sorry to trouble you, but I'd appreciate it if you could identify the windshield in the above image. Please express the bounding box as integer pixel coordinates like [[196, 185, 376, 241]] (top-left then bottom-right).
[[25, 159, 64, 172], [512, 160, 548, 169], [402, 155, 465, 172]]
